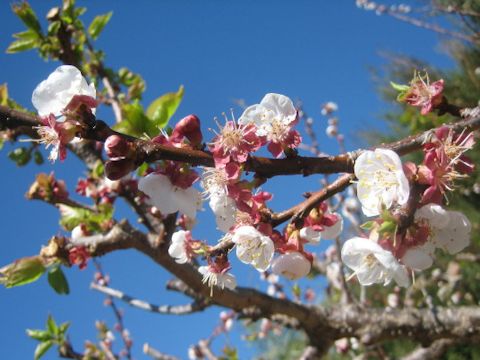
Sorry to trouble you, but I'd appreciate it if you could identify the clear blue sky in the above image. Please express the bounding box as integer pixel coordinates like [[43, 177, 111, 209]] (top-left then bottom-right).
[[0, 1, 455, 359]]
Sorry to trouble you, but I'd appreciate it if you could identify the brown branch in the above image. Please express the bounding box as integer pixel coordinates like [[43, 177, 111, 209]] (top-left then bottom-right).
[[2, 105, 480, 180], [270, 174, 355, 227], [62, 220, 480, 355], [327, 304, 480, 345], [401, 338, 455, 360]]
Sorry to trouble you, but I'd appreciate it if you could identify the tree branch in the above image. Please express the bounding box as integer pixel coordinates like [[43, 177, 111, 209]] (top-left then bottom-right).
[[91, 282, 210, 315]]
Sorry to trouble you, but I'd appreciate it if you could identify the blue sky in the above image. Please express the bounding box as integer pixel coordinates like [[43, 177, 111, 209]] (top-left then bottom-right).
[[0, 1, 456, 359]]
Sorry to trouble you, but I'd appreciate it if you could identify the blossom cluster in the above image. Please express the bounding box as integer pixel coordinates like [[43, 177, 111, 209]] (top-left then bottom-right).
[[341, 126, 474, 287], [29, 66, 475, 294], [31, 65, 98, 162]]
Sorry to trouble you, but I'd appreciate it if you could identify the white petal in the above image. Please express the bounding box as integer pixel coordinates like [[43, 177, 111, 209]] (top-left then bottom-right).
[[415, 204, 450, 229], [209, 193, 236, 232], [300, 227, 321, 244], [402, 246, 434, 270], [435, 211, 471, 254], [320, 214, 343, 239], [139, 173, 177, 214], [32, 65, 96, 116], [271, 252, 311, 280], [175, 186, 202, 219], [259, 93, 296, 124]]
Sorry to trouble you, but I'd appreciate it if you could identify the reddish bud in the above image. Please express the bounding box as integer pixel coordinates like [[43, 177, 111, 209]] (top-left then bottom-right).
[[105, 158, 136, 180], [104, 135, 131, 158], [171, 114, 203, 146]]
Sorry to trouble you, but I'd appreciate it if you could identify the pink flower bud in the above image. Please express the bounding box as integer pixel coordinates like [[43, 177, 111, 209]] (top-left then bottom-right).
[[171, 114, 203, 146], [105, 158, 136, 180], [104, 135, 130, 158]]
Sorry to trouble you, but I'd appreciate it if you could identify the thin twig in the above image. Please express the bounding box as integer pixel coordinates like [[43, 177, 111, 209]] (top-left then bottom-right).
[[91, 282, 210, 315]]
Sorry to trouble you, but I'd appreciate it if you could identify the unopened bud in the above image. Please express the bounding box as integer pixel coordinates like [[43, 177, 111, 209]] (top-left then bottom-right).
[[105, 158, 136, 180], [104, 135, 130, 158], [171, 114, 203, 146], [326, 125, 337, 137]]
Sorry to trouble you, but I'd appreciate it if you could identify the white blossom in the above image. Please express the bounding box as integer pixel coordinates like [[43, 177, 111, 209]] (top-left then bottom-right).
[[168, 230, 190, 264], [232, 226, 274, 271], [209, 192, 237, 232], [238, 93, 297, 140], [434, 211, 471, 254], [32, 65, 96, 117], [402, 205, 471, 269], [198, 266, 236, 291], [401, 242, 435, 271], [300, 226, 322, 244], [138, 173, 202, 219], [201, 167, 237, 232], [341, 237, 410, 287], [300, 213, 343, 243], [271, 252, 311, 280], [414, 203, 450, 229], [354, 149, 410, 217]]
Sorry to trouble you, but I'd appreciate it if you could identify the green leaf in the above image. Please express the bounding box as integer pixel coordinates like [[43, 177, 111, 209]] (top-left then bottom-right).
[[6, 38, 38, 53], [146, 85, 184, 130], [34, 340, 53, 360], [47, 21, 61, 36], [12, 2, 42, 35], [114, 101, 151, 137], [390, 81, 410, 92], [46, 315, 58, 336], [378, 220, 396, 235], [0, 83, 8, 106], [0, 256, 46, 288], [59, 204, 113, 232], [58, 322, 70, 336], [136, 162, 148, 177], [26, 329, 52, 342], [360, 221, 375, 230], [91, 160, 105, 179], [47, 266, 70, 295], [292, 283, 301, 298], [12, 29, 39, 40], [88, 12, 113, 40], [33, 150, 44, 165]]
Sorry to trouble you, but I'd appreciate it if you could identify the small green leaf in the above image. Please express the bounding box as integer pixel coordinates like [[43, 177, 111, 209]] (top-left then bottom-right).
[[59, 204, 113, 232], [6, 38, 38, 53], [360, 221, 375, 230], [58, 322, 70, 336], [0, 84, 8, 107], [46, 315, 58, 336], [47, 266, 70, 295], [378, 220, 396, 235], [292, 283, 301, 298], [47, 21, 61, 36], [146, 85, 184, 130], [91, 160, 105, 179], [34, 340, 53, 360], [8, 146, 31, 167], [88, 12, 113, 40], [136, 162, 148, 177], [390, 81, 410, 92], [114, 101, 150, 137], [33, 150, 44, 165], [0, 256, 46, 288], [12, 29, 39, 41], [26, 329, 52, 342], [12, 2, 42, 35]]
